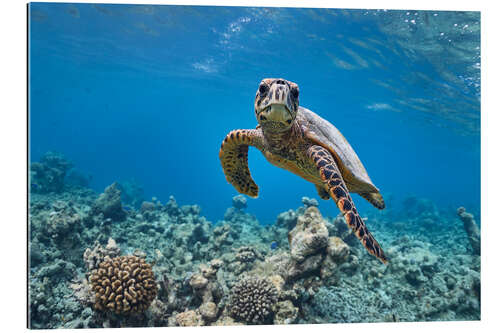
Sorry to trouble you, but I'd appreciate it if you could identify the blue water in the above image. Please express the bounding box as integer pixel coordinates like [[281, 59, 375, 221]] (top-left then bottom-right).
[[28, 3, 480, 223]]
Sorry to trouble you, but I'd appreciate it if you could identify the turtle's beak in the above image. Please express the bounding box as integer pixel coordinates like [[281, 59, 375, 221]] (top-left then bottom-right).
[[258, 104, 293, 125]]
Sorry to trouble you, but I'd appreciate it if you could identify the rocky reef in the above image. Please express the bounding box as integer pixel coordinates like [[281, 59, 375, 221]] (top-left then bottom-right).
[[28, 155, 480, 328], [457, 207, 481, 255], [30, 151, 74, 193]]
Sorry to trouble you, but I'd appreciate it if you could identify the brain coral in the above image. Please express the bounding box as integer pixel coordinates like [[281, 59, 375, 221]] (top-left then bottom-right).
[[228, 276, 278, 324], [89, 255, 157, 315]]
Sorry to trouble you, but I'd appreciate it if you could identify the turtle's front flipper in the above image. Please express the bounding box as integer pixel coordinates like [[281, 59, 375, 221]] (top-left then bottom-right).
[[219, 129, 263, 198], [307, 145, 388, 264]]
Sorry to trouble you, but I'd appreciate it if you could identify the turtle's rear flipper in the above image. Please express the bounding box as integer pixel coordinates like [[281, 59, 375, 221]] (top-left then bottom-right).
[[307, 145, 388, 264], [315, 184, 330, 200], [219, 129, 262, 198], [359, 192, 385, 210]]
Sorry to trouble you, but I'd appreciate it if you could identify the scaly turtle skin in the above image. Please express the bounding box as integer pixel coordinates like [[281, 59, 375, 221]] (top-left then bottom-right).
[[219, 78, 387, 263]]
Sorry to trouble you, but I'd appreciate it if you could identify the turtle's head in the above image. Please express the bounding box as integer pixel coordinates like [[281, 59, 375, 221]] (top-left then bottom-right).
[[254, 78, 299, 132]]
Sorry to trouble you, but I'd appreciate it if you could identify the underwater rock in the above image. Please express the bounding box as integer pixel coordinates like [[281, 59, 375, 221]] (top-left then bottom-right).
[[235, 246, 260, 263], [65, 169, 92, 188], [181, 204, 201, 216], [230, 246, 264, 275], [148, 299, 169, 326], [29, 271, 84, 329], [199, 301, 218, 321], [83, 238, 121, 271], [457, 207, 480, 255], [37, 258, 76, 280], [228, 276, 278, 324], [212, 224, 235, 248], [301, 196, 319, 208], [189, 259, 224, 315], [140, 201, 159, 222], [45, 200, 82, 239], [116, 180, 144, 209], [232, 194, 247, 210], [287, 253, 324, 281], [173, 213, 211, 246], [173, 260, 225, 325], [164, 195, 181, 216], [269, 274, 285, 293], [140, 201, 155, 213], [89, 255, 158, 315], [387, 240, 439, 287], [251, 252, 292, 281], [276, 209, 298, 230], [105, 238, 121, 257], [189, 274, 208, 290], [252, 247, 324, 284], [30, 151, 74, 193], [274, 300, 299, 325], [69, 278, 94, 307], [176, 310, 204, 326], [326, 236, 350, 262], [319, 237, 350, 282], [92, 183, 126, 221], [288, 207, 329, 262]]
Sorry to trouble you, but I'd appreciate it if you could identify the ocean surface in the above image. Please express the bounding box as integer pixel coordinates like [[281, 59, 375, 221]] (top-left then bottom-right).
[[29, 3, 480, 223]]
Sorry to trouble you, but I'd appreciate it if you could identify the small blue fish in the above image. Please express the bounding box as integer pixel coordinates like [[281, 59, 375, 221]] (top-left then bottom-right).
[[31, 183, 39, 189], [123, 205, 132, 211], [270, 241, 278, 250]]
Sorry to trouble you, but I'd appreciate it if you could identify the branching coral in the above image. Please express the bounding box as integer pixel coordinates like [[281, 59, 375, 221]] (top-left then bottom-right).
[[89, 255, 157, 315], [228, 276, 278, 324]]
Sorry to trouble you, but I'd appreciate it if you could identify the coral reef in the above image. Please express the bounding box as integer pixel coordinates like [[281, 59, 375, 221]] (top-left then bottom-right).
[[401, 196, 439, 219], [92, 182, 126, 221], [83, 238, 121, 271], [89, 255, 158, 315], [116, 180, 144, 209], [30, 151, 73, 193], [28, 157, 481, 328], [457, 207, 481, 255], [288, 206, 329, 262], [66, 169, 93, 188], [175, 310, 204, 326], [228, 276, 278, 324]]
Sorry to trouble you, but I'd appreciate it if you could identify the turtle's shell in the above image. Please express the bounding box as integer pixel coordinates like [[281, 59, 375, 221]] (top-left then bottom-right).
[[297, 107, 379, 194]]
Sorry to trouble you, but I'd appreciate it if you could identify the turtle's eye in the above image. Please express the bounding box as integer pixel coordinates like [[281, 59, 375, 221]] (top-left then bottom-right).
[[291, 87, 299, 99], [259, 84, 269, 94]]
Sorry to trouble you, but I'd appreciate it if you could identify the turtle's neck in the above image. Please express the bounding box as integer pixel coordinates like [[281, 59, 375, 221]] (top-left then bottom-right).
[[261, 121, 303, 154]]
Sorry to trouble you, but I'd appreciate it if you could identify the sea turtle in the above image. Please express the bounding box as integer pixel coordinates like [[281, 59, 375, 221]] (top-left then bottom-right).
[[219, 78, 387, 263]]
